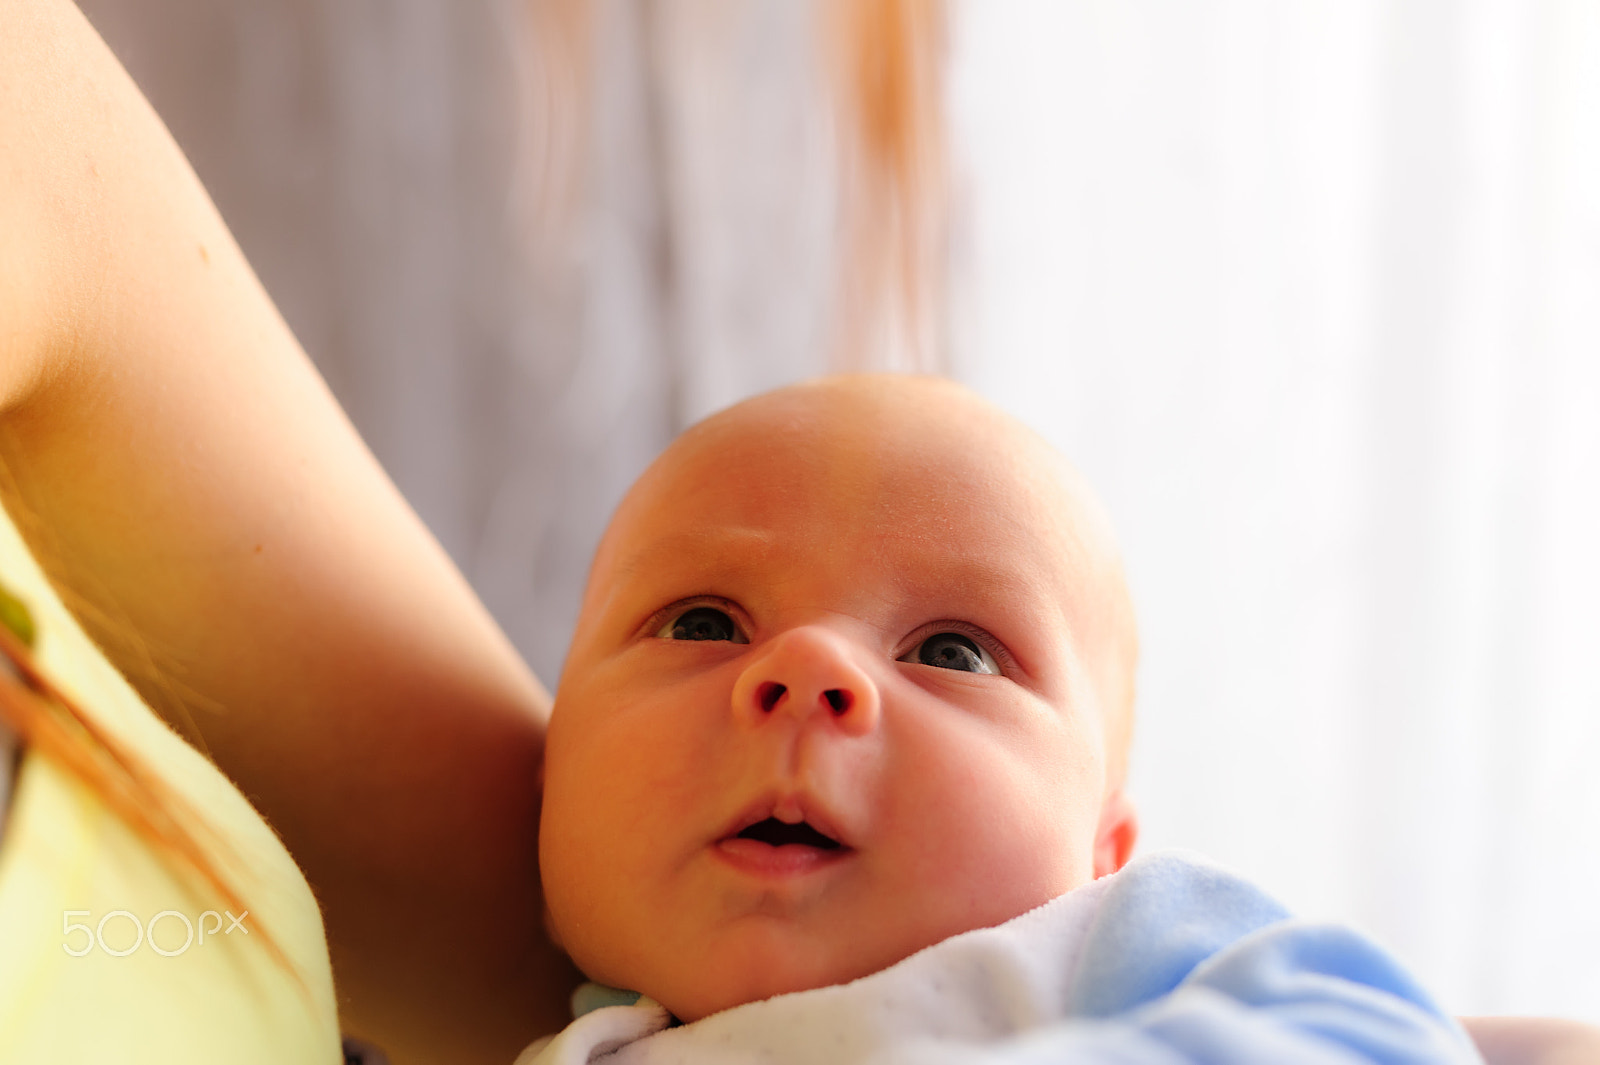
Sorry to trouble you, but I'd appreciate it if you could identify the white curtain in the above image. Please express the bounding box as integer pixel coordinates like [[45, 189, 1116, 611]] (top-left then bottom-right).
[[84, 0, 1599, 1023], [949, 1, 1600, 1021]]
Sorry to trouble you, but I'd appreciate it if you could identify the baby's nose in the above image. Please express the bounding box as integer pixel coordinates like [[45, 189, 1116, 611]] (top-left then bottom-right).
[[731, 626, 880, 736]]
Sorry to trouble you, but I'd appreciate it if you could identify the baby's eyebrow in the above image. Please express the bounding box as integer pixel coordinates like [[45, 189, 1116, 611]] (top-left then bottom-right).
[[863, 523, 1059, 596], [891, 555, 1037, 600], [892, 558, 1064, 631], [612, 527, 778, 584]]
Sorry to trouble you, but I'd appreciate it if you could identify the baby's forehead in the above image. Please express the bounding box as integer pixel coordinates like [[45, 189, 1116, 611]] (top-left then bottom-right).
[[605, 378, 1110, 603]]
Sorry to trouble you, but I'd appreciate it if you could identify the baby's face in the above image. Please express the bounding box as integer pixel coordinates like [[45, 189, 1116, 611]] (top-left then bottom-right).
[[541, 377, 1136, 1022]]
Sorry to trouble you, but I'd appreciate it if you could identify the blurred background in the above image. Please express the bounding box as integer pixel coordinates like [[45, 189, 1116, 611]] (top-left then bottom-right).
[[79, 0, 1599, 1023]]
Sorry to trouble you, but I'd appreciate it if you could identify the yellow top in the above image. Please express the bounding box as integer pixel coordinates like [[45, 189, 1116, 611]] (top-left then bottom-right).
[[0, 504, 340, 1062]]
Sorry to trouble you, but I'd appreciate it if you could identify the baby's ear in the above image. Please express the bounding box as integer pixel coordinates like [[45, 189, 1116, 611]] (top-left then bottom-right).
[[1092, 789, 1138, 878]]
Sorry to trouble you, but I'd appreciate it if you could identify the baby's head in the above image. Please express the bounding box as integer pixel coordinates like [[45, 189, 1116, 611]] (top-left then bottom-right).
[[540, 375, 1139, 1022]]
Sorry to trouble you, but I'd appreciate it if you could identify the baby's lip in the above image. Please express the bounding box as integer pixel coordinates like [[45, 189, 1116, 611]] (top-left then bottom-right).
[[718, 792, 853, 852]]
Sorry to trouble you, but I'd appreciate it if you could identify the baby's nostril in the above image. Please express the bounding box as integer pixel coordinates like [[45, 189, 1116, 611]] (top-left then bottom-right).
[[824, 689, 851, 714], [758, 681, 786, 713]]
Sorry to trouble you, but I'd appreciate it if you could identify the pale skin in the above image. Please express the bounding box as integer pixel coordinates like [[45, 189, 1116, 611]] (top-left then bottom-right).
[[540, 376, 1141, 1022], [1, 2, 574, 1061], [4, 2, 1596, 1060]]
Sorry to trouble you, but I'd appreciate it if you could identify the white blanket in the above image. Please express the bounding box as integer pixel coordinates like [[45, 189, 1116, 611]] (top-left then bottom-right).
[[517, 851, 1480, 1065]]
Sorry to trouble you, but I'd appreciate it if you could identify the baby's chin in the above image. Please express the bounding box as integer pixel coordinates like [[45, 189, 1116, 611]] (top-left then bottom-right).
[[656, 960, 859, 1024], [628, 924, 952, 1024]]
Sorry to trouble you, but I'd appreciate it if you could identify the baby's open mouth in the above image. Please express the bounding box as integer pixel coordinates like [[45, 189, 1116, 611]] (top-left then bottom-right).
[[735, 817, 842, 851]]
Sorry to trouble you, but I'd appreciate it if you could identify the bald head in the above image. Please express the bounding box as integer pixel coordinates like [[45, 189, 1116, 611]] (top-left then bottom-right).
[[546, 373, 1140, 1017], [581, 373, 1138, 785]]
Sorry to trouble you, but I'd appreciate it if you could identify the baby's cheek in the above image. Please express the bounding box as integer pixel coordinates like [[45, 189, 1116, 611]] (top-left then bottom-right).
[[902, 750, 1092, 913], [539, 761, 613, 958], [541, 775, 671, 991], [539, 827, 624, 985]]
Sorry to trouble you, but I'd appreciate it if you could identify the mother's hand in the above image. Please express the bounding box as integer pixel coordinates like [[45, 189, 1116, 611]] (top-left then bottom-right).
[[1461, 1016, 1600, 1065]]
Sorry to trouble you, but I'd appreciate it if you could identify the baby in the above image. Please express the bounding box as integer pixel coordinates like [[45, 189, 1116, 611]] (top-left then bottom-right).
[[525, 375, 1478, 1063]]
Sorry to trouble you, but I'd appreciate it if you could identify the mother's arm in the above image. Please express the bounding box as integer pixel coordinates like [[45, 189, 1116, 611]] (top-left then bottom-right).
[[1, 1, 576, 1060]]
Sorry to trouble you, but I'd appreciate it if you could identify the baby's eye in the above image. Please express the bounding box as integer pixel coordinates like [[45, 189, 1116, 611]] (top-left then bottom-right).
[[657, 605, 749, 644], [899, 632, 1000, 675]]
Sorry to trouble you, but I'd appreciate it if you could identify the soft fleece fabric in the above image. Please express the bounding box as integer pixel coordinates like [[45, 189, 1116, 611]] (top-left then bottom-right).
[[518, 850, 1480, 1065]]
